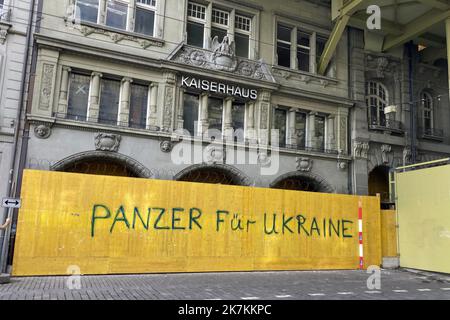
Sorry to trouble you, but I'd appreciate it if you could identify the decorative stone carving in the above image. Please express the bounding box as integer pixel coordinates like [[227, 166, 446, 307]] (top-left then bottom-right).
[[39, 64, 55, 110], [94, 133, 121, 152], [34, 124, 52, 139], [381, 144, 392, 164], [296, 157, 313, 172], [69, 23, 164, 48], [160, 140, 173, 153], [337, 160, 347, 171], [354, 141, 370, 159], [204, 145, 225, 164], [403, 146, 412, 165], [172, 45, 274, 82], [366, 55, 398, 78], [0, 22, 11, 44], [258, 152, 272, 167]]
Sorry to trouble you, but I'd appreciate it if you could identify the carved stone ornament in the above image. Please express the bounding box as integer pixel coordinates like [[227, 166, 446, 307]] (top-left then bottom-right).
[[171, 44, 275, 82], [94, 133, 121, 152], [381, 144, 392, 164], [366, 55, 397, 78], [403, 146, 412, 165], [354, 141, 370, 159], [337, 160, 348, 171], [258, 152, 272, 167], [204, 145, 225, 164], [34, 124, 52, 139], [296, 157, 313, 172], [160, 140, 173, 153]]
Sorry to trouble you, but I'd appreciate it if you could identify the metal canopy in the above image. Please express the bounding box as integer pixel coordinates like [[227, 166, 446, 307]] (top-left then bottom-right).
[[318, 0, 450, 75]]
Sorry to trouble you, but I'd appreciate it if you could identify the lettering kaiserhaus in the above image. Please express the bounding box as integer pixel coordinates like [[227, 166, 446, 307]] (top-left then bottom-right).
[[181, 76, 258, 100]]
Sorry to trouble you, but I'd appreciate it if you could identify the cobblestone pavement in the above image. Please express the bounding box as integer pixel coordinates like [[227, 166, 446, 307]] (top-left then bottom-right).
[[0, 269, 449, 300]]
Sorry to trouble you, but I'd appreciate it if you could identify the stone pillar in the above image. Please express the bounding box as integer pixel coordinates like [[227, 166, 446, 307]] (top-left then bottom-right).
[[287, 108, 297, 146], [31, 48, 60, 117], [310, 32, 317, 73], [57, 66, 71, 116], [147, 83, 159, 130], [307, 112, 316, 149], [223, 97, 234, 141], [161, 71, 177, 132], [118, 77, 132, 126], [337, 107, 348, 154], [177, 88, 185, 130], [199, 93, 209, 137], [326, 114, 336, 151], [257, 90, 271, 146], [246, 102, 256, 143], [87, 72, 102, 122]]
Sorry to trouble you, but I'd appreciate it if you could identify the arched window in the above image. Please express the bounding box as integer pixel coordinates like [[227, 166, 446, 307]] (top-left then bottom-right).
[[366, 81, 388, 127], [421, 91, 434, 133]]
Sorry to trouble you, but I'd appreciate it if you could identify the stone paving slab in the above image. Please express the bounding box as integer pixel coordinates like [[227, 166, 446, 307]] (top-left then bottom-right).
[[0, 269, 449, 300]]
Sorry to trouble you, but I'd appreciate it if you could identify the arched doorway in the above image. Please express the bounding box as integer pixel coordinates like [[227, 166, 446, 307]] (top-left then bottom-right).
[[174, 164, 252, 186], [368, 165, 391, 209], [270, 172, 334, 193], [51, 151, 153, 178]]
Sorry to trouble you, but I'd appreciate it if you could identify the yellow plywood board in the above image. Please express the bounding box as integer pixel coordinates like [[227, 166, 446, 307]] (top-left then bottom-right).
[[396, 165, 450, 273], [380, 210, 397, 258], [13, 170, 382, 276]]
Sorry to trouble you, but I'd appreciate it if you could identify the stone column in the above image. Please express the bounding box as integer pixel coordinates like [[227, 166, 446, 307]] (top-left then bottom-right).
[[337, 107, 348, 154], [307, 112, 316, 149], [310, 32, 317, 73], [87, 72, 102, 122], [257, 90, 271, 146], [223, 97, 234, 141], [118, 77, 132, 126], [287, 108, 297, 147], [199, 93, 209, 137], [147, 83, 159, 130], [326, 114, 336, 151], [246, 102, 256, 143], [177, 88, 185, 130], [57, 66, 71, 116]]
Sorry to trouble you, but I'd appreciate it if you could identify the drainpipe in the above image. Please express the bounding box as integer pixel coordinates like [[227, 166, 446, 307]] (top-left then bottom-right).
[[0, 0, 37, 274], [408, 41, 417, 164]]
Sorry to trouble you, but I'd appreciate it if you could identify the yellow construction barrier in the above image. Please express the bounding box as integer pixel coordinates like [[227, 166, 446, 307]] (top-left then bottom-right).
[[13, 170, 382, 276], [380, 210, 397, 258]]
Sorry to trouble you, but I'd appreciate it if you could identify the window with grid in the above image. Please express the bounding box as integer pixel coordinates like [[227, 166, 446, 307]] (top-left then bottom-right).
[[366, 81, 388, 127], [235, 14, 251, 58], [211, 8, 230, 44], [187, 2, 207, 47], [187, 2, 206, 20]]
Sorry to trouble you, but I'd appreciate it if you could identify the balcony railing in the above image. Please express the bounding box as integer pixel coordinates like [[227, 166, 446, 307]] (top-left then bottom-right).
[[282, 143, 339, 155], [369, 118, 404, 134], [420, 127, 444, 141], [54, 112, 151, 131]]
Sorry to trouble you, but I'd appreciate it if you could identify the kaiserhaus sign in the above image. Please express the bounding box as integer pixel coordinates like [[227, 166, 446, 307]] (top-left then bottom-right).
[[181, 76, 258, 100]]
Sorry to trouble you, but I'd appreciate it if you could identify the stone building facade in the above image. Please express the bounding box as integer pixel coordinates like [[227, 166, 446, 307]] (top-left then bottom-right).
[[0, 0, 35, 226], [17, 0, 450, 207]]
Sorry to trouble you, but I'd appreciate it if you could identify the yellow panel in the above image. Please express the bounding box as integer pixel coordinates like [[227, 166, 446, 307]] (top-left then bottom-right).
[[396, 165, 450, 273], [380, 210, 397, 258], [13, 170, 382, 276]]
